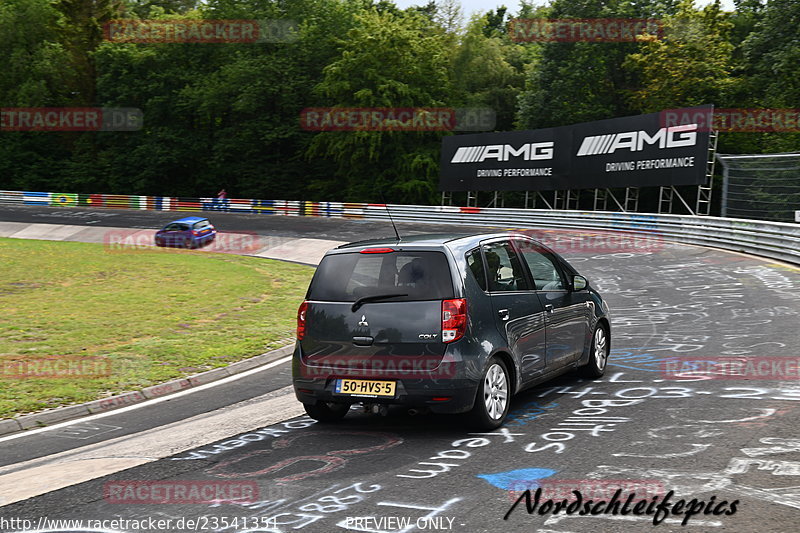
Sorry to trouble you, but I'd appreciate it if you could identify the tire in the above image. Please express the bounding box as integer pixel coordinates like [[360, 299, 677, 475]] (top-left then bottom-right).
[[580, 323, 609, 378], [468, 357, 511, 430], [303, 401, 350, 423]]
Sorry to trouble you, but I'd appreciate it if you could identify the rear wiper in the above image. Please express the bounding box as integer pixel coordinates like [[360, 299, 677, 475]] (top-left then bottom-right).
[[351, 293, 408, 312]]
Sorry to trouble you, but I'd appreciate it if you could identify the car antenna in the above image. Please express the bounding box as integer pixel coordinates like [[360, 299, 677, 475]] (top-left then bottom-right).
[[379, 191, 401, 243]]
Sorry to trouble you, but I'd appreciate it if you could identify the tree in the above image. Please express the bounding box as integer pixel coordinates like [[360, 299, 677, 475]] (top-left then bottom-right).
[[741, 0, 800, 152], [307, 8, 453, 203], [434, 0, 464, 34], [0, 0, 73, 106], [82, 0, 366, 197], [483, 5, 507, 37], [54, 0, 121, 106], [450, 13, 525, 131], [623, 0, 735, 113], [124, 0, 199, 18], [0, 0, 75, 191], [515, 0, 670, 129]]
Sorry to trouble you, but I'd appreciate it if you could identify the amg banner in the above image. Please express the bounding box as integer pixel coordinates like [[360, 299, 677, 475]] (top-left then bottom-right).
[[439, 105, 713, 191]]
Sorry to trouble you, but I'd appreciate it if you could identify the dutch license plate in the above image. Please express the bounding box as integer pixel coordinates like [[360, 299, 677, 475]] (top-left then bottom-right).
[[335, 379, 396, 397]]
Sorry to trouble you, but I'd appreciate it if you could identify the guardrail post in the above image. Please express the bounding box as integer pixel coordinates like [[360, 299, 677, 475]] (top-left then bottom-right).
[[721, 165, 729, 218]]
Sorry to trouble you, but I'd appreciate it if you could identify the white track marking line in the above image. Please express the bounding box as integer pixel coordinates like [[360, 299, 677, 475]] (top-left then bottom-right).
[[0, 355, 291, 444]]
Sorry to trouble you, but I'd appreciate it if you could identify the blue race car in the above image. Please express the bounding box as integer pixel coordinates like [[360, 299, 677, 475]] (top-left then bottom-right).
[[154, 217, 216, 248]]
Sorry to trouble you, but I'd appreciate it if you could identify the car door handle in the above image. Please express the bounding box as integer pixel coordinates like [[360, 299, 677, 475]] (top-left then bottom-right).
[[544, 304, 554, 313], [498, 309, 510, 321]]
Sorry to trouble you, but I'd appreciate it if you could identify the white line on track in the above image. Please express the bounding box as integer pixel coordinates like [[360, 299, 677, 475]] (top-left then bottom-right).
[[0, 355, 292, 444]]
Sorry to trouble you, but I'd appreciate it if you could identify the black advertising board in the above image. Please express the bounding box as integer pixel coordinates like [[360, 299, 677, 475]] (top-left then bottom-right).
[[439, 105, 713, 191]]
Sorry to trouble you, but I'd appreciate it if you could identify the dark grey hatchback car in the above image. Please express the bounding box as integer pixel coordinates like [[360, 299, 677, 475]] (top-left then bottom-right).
[[292, 233, 610, 429]]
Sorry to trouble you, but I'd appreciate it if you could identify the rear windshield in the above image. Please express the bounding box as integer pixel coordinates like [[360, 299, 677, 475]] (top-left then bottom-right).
[[163, 223, 188, 231], [308, 251, 454, 302], [193, 220, 211, 229]]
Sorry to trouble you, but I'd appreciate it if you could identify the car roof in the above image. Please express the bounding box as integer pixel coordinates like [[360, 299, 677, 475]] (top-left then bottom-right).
[[335, 232, 531, 250], [169, 217, 208, 224]]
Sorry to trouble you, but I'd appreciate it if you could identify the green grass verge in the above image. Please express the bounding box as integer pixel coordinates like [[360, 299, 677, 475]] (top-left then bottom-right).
[[0, 237, 314, 419]]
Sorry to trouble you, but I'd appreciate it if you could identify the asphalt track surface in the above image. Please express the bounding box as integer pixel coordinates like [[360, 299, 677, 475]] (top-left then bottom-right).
[[1, 205, 800, 533]]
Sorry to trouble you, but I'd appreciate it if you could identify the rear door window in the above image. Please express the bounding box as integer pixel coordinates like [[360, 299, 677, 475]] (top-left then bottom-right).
[[308, 251, 454, 301], [482, 241, 530, 292]]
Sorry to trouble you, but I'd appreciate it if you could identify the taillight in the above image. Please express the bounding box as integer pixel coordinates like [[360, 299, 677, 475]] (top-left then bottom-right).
[[442, 298, 467, 343], [297, 301, 308, 340]]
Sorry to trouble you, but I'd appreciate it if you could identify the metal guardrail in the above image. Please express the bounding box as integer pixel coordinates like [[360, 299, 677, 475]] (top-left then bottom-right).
[[377, 206, 800, 265], [1, 190, 798, 265]]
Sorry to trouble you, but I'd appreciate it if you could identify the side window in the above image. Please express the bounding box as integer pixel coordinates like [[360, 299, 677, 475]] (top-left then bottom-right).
[[483, 241, 530, 292], [517, 240, 566, 291], [465, 248, 486, 291]]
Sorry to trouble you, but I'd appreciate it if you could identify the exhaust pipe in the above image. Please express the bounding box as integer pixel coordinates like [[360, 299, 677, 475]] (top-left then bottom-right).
[[371, 404, 388, 416]]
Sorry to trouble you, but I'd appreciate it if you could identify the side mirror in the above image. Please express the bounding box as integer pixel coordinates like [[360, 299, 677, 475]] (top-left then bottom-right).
[[572, 275, 587, 291]]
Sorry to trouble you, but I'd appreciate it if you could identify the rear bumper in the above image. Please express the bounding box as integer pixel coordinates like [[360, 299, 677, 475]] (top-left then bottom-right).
[[293, 379, 476, 414], [194, 232, 215, 245], [292, 348, 477, 414]]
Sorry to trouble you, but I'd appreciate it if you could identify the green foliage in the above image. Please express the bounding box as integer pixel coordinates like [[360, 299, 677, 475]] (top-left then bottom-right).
[[0, 0, 77, 191], [740, 0, 800, 152], [624, 0, 735, 113], [483, 5, 507, 37], [451, 13, 525, 130], [307, 8, 452, 202], [1, 0, 799, 202], [0, 0, 73, 106], [516, 0, 655, 128]]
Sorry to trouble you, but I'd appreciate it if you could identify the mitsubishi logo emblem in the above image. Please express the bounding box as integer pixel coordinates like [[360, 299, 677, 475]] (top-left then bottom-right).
[[358, 315, 369, 327]]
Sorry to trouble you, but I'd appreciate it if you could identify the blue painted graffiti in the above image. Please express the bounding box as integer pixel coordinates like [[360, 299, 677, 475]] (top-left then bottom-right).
[[506, 400, 559, 427], [477, 468, 557, 491]]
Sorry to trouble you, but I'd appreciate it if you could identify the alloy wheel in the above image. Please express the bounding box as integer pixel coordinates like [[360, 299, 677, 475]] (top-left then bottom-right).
[[594, 327, 608, 371], [483, 363, 508, 420]]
